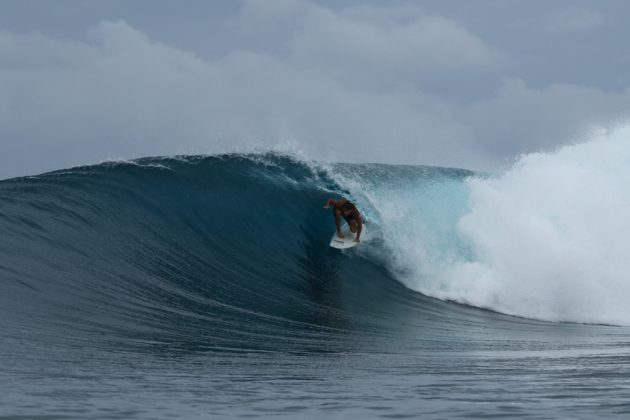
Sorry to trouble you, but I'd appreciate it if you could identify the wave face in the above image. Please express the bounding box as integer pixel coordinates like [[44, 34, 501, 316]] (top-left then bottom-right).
[[1, 154, 474, 355]]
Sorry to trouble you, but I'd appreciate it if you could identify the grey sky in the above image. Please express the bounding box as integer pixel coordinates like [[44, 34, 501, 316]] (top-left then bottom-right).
[[1, 0, 630, 179]]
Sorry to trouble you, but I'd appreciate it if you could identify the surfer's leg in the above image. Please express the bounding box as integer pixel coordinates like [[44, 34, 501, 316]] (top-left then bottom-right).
[[335, 210, 345, 238], [348, 219, 357, 233]]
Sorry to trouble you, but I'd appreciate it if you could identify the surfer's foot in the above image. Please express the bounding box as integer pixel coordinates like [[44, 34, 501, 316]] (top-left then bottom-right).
[[337, 232, 345, 239]]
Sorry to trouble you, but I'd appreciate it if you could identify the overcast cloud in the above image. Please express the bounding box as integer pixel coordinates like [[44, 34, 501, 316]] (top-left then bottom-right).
[[1, 0, 630, 179]]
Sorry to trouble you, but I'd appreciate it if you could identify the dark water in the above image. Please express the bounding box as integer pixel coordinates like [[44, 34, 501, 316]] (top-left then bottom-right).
[[2, 154, 630, 419]]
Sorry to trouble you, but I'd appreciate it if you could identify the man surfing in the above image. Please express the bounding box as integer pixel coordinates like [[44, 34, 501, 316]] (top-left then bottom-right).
[[324, 198, 363, 243]]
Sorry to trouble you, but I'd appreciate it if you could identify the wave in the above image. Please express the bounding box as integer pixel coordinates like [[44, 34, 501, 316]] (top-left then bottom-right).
[[0, 154, 467, 354], [2, 128, 630, 350]]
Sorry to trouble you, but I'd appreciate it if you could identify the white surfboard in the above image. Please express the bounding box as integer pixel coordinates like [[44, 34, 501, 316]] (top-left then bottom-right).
[[329, 225, 365, 249]]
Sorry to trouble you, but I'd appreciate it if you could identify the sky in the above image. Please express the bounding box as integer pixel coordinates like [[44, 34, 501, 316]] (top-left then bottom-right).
[[1, 0, 630, 179]]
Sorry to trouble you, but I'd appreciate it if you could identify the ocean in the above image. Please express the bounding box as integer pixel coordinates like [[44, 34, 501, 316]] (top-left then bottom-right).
[[2, 143, 630, 418]]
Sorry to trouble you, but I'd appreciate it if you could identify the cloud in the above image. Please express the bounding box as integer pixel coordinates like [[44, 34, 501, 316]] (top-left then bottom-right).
[[0, 1, 629, 180], [290, 5, 501, 74], [461, 78, 630, 163], [544, 7, 604, 33], [238, 1, 503, 90]]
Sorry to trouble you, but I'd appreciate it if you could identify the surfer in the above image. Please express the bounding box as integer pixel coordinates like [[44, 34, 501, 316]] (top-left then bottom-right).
[[324, 198, 363, 243]]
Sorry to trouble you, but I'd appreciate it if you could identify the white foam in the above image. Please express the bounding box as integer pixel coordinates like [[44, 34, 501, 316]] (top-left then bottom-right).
[[439, 125, 630, 325], [334, 125, 630, 325]]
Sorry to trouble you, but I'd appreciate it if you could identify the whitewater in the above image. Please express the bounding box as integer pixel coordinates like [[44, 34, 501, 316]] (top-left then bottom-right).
[[327, 125, 630, 325], [2, 126, 630, 418]]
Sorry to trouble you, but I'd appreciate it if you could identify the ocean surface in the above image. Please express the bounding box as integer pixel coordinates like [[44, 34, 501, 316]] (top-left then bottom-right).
[[3, 140, 630, 418]]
